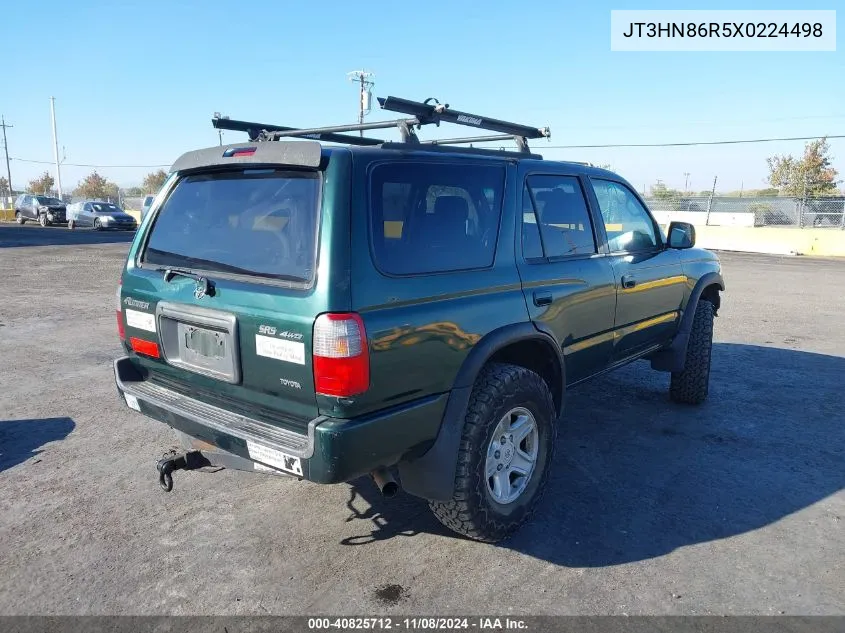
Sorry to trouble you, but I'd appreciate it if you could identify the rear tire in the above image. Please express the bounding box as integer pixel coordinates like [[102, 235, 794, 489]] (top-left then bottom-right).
[[15, 212, 25, 224], [68, 219, 75, 230], [669, 299, 715, 405], [428, 362, 557, 543]]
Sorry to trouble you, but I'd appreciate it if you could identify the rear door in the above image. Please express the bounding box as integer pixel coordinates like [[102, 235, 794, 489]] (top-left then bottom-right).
[[515, 168, 617, 385], [120, 158, 332, 432]]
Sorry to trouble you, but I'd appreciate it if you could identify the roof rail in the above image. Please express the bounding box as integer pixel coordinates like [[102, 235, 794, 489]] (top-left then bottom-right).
[[210, 96, 551, 155]]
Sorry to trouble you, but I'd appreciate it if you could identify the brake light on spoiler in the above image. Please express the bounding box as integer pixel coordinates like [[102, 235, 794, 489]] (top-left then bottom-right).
[[312, 313, 369, 397], [222, 147, 257, 158]]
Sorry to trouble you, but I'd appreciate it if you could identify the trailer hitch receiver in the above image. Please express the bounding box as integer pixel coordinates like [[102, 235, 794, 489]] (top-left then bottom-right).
[[156, 451, 210, 492]]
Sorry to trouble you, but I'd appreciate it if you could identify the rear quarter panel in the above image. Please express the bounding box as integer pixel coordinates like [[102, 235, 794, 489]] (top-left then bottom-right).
[[340, 157, 528, 419]]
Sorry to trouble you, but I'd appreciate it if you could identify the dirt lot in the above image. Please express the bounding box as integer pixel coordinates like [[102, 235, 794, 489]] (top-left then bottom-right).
[[0, 224, 843, 616]]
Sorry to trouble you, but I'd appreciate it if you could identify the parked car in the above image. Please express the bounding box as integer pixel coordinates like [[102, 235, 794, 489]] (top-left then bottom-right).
[[113, 96, 724, 543], [67, 201, 137, 231], [14, 194, 67, 227]]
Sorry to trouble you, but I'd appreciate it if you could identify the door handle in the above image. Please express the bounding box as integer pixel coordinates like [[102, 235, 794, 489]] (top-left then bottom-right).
[[621, 274, 637, 289], [533, 291, 553, 307]]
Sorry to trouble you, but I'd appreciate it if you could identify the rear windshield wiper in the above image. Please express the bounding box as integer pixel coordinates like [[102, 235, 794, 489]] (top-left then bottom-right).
[[159, 267, 216, 296]]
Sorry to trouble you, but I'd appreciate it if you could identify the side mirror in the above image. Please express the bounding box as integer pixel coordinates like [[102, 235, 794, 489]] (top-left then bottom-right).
[[667, 221, 696, 249]]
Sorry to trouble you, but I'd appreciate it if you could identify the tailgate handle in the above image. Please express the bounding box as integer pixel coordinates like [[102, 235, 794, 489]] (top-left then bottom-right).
[[533, 291, 552, 307]]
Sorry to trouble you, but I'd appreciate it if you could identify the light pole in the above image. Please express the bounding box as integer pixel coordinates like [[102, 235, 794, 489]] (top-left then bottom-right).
[[347, 70, 375, 137], [50, 97, 63, 199]]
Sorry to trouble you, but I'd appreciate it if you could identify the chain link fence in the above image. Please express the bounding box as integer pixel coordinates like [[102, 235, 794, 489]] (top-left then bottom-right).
[[643, 195, 845, 228]]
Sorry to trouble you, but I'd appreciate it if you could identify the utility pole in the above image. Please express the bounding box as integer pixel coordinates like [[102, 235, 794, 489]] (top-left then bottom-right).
[[705, 175, 718, 226], [347, 70, 374, 137], [50, 97, 63, 199], [0, 115, 12, 200], [683, 172, 690, 192]]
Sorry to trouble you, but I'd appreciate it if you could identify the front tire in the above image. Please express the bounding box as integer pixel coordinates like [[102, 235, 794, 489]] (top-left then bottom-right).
[[39, 214, 49, 227], [68, 219, 75, 230], [428, 363, 557, 543], [670, 300, 715, 405], [93, 218, 102, 231], [15, 212, 25, 224]]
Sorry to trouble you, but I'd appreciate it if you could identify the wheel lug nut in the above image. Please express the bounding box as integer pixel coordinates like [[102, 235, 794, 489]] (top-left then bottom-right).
[[494, 450, 501, 459], [501, 436, 507, 444], [497, 464, 503, 471]]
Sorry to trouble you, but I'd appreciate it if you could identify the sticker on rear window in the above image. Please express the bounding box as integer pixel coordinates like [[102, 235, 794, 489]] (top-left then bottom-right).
[[255, 334, 305, 365], [125, 309, 156, 333], [246, 441, 303, 476]]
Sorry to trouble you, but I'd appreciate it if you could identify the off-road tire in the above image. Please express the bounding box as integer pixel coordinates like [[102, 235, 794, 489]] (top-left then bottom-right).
[[428, 362, 557, 543], [15, 212, 25, 224], [670, 299, 715, 405]]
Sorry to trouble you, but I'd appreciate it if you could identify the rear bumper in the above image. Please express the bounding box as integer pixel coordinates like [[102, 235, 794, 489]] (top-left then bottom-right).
[[113, 356, 446, 485]]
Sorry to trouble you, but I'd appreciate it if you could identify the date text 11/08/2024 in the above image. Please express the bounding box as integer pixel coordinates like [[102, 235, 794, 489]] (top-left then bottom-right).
[[307, 617, 529, 630]]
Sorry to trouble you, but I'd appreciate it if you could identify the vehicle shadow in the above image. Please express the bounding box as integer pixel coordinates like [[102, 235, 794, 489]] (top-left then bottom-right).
[[0, 224, 134, 248], [0, 417, 76, 472], [339, 343, 845, 566]]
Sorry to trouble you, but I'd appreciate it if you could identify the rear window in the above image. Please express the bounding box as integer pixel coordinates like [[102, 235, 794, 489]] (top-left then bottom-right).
[[142, 169, 321, 284], [369, 161, 505, 275]]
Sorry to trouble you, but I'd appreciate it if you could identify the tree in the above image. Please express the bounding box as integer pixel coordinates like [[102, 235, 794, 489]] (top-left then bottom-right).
[[75, 171, 119, 201], [649, 182, 684, 200], [767, 137, 841, 198], [28, 171, 55, 195], [142, 169, 168, 193], [0, 176, 9, 196]]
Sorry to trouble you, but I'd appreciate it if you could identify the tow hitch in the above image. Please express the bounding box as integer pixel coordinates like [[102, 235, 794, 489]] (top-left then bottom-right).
[[156, 451, 211, 492]]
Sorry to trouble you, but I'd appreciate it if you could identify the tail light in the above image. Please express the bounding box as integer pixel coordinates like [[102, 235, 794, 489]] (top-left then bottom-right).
[[312, 313, 369, 397], [116, 277, 125, 341]]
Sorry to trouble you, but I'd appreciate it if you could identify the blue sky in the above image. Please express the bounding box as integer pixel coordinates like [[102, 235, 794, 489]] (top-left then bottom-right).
[[2, 0, 842, 194]]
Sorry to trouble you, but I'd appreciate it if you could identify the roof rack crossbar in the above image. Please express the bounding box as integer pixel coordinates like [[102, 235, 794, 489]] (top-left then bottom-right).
[[262, 118, 422, 143], [210, 96, 550, 156], [211, 116, 384, 146]]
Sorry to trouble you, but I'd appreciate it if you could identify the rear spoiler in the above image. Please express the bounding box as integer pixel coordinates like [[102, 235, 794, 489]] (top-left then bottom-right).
[[169, 141, 322, 173]]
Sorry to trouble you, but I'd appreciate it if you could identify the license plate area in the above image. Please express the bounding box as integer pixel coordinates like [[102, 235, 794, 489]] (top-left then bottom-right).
[[156, 302, 240, 384]]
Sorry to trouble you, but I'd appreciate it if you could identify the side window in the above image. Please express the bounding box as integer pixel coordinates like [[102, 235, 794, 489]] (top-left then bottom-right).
[[591, 179, 659, 252], [370, 162, 505, 275], [521, 184, 544, 260], [522, 175, 596, 259]]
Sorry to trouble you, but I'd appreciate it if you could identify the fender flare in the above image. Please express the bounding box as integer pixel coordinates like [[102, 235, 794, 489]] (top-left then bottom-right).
[[398, 321, 564, 502], [650, 271, 725, 373]]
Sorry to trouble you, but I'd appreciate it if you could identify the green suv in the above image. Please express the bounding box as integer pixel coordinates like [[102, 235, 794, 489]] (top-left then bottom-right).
[[114, 97, 724, 542]]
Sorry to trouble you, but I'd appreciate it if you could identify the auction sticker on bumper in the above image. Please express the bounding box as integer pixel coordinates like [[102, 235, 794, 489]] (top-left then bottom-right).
[[246, 440, 303, 476], [125, 309, 156, 333]]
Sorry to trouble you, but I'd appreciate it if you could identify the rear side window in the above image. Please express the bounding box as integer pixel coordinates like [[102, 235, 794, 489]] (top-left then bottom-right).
[[523, 175, 596, 259], [369, 161, 505, 275], [142, 169, 321, 284]]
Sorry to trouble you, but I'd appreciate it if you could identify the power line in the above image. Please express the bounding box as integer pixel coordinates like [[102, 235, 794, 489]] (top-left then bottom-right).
[[9, 133, 844, 168], [542, 134, 845, 149], [11, 157, 169, 168]]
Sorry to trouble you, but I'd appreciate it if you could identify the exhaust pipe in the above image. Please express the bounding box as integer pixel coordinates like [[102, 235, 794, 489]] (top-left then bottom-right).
[[371, 467, 399, 498]]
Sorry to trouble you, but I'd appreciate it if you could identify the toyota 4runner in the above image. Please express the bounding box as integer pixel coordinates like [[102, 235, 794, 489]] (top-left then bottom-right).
[[114, 97, 724, 542]]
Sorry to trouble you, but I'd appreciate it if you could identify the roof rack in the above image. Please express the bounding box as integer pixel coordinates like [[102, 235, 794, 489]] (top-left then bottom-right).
[[211, 96, 551, 156]]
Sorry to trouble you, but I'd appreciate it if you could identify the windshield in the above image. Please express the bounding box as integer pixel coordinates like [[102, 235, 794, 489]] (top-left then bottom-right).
[[142, 169, 321, 283], [91, 203, 121, 213], [35, 196, 62, 205]]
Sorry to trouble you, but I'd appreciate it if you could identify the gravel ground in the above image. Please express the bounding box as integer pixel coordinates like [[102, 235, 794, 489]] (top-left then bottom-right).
[[0, 224, 843, 616]]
